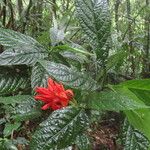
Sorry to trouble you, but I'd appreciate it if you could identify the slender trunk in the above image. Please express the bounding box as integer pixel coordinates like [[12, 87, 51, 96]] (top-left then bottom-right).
[[37, 0, 43, 31], [142, 0, 150, 77], [115, 0, 120, 32], [2, 0, 7, 27], [17, 0, 23, 18], [126, 0, 135, 77], [66, 0, 70, 10], [52, 0, 56, 18], [6, 0, 14, 29], [22, 0, 32, 33], [31, 0, 43, 35]]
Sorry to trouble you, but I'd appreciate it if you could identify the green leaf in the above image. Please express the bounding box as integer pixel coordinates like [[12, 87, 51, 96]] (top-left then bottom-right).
[[3, 140, 18, 150], [0, 95, 31, 105], [122, 118, 150, 150], [76, 134, 91, 150], [75, 0, 111, 58], [60, 51, 89, 64], [87, 88, 149, 111], [0, 28, 38, 47], [38, 60, 98, 91], [0, 118, 6, 125], [4, 122, 21, 137], [31, 62, 49, 90], [0, 69, 29, 96], [50, 20, 65, 46], [113, 80, 150, 142], [106, 50, 126, 71], [120, 80, 150, 106], [119, 79, 150, 91], [130, 89, 150, 106], [11, 96, 42, 121], [0, 44, 47, 66], [53, 45, 94, 56], [125, 109, 150, 142], [30, 106, 89, 150]]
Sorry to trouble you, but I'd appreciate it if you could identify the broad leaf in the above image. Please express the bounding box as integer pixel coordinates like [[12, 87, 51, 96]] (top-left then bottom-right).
[[4, 122, 21, 137], [122, 119, 150, 150], [75, 0, 111, 58], [0, 95, 31, 105], [38, 60, 98, 90], [0, 69, 29, 96], [120, 79, 150, 106], [113, 80, 150, 142], [1, 140, 18, 150], [125, 109, 150, 142], [50, 19, 65, 46], [87, 88, 149, 111], [53, 45, 94, 56], [11, 96, 42, 121], [76, 134, 91, 150], [130, 89, 150, 106], [106, 50, 126, 71], [31, 62, 49, 90], [50, 27, 65, 47], [0, 28, 38, 47], [30, 106, 89, 150], [60, 51, 89, 64], [120, 79, 150, 91], [0, 44, 47, 66]]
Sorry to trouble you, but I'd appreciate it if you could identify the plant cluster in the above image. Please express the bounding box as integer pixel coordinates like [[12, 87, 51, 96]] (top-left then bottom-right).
[[0, 0, 149, 149]]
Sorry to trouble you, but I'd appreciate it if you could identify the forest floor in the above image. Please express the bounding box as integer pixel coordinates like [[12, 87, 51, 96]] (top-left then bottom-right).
[[89, 112, 123, 150]]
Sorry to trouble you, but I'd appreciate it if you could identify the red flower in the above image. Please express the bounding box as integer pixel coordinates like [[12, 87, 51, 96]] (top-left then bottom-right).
[[34, 78, 74, 110]]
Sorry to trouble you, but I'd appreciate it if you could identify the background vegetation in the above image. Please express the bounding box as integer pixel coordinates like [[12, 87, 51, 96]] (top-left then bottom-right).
[[0, 0, 149, 149]]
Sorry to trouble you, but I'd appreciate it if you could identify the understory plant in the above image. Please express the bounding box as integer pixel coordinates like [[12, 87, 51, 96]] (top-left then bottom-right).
[[0, 0, 150, 149]]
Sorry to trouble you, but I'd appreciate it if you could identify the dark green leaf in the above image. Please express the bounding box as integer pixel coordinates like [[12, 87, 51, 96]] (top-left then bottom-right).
[[75, 0, 111, 58], [0, 118, 6, 125], [0, 70, 29, 96], [106, 51, 126, 71], [31, 62, 49, 90], [3, 140, 18, 150], [122, 118, 150, 150], [0, 95, 30, 105], [53, 45, 94, 56], [60, 51, 89, 64], [38, 60, 98, 91], [30, 106, 89, 150], [4, 122, 21, 137], [88, 88, 149, 111], [0, 28, 38, 47], [11, 96, 42, 121], [130, 89, 150, 106], [0, 44, 47, 66], [76, 134, 91, 150]]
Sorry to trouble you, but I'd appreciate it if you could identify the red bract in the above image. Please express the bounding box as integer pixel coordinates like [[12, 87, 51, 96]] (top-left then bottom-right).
[[34, 78, 74, 110]]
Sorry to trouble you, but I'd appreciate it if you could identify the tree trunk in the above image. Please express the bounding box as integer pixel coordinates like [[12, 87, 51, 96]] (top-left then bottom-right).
[[6, 0, 14, 29], [142, 0, 150, 77], [52, 0, 57, 18], [2, 0, 7, 27], [126, 0, 135, 77], [22, 0, 32, 33], [115, 0, 120, 32], [17, 0, 23, 18]]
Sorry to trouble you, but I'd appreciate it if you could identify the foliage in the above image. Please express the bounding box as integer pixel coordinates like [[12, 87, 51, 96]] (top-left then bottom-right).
[[121, 118, 150, 150], [0, 0, 149, 149], [75, 0, 111, 60], [30, 107, 89, 150]]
